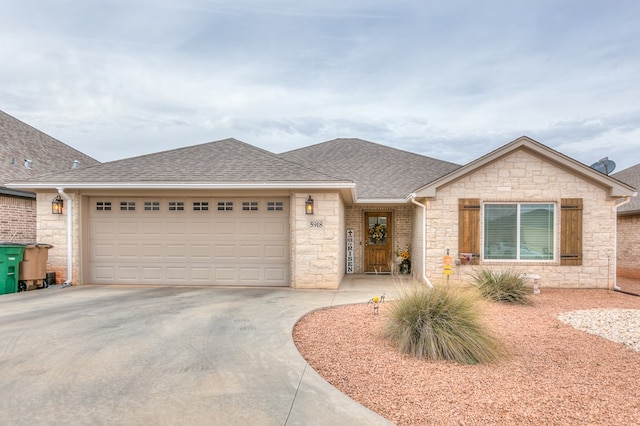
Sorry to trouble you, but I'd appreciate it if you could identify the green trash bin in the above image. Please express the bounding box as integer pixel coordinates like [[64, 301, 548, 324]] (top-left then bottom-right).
[[0, 244, 26, 295]]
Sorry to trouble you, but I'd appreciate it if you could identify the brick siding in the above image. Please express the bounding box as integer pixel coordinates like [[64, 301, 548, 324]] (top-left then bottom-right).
[[617, 214, 640, 279], [344, 205, 412, 274], [0, 195, 36, 242]]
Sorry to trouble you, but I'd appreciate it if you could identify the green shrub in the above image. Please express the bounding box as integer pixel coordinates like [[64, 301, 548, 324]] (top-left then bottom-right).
[[382, 284, 506, 364], [471, 268, 531, 305]]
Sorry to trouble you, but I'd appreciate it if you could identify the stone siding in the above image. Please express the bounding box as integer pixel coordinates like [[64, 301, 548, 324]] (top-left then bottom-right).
[[617, 213, 640, 279], [422, 150, 618, 289], [0, 195, 36, 242], [290, 192, 344, 289], [411, 201, 425, 281], [35, 191, 81, 285]]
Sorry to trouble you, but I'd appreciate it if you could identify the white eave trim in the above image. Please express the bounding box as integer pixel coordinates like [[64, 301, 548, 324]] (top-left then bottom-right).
[[354, 198, 408, 204], [6, 181, 357, 190]]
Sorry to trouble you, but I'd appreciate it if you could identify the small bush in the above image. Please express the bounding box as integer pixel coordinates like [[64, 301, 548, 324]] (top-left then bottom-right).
[[472, 268, 531, 305], [382, 284, 506, 364]]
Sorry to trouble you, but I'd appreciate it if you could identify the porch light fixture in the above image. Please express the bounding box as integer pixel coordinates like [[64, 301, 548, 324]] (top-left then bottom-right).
[[305, 195, 314, 215], [52, 195, 64, 214]]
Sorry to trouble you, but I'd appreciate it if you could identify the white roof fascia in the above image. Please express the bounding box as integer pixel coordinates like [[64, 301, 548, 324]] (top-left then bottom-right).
[[7, 181, 356, 190], [354, 198, 408, 204]]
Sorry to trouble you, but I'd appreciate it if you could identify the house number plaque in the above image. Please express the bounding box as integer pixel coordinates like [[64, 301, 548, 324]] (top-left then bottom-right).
[[346, 228, 354, 274], [310, 221, 323, 228]]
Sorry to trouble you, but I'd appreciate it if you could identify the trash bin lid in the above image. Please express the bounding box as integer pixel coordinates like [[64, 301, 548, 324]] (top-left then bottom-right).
[[10, 243, 54, 248]]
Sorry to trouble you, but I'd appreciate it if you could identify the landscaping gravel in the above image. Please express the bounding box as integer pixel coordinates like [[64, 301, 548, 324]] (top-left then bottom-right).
[[293, 288, 640, 425], [559, 308, 640, 353]]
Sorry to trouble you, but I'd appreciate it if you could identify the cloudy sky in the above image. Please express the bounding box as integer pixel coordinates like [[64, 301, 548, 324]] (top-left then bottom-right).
[[2, 0, 639, 172]]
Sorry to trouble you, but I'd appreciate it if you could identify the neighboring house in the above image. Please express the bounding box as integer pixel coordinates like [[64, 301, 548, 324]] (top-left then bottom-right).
[[0, 110, 100, 244], [7, 136, 636, 289], [612, 164, 640, 279]]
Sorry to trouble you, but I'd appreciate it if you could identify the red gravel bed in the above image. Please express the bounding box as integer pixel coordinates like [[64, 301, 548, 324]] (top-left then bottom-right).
[[293, 288, 640, 425]]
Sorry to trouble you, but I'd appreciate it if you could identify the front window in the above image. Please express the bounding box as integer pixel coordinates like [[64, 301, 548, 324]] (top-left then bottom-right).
[[484, 203, 554, 261]]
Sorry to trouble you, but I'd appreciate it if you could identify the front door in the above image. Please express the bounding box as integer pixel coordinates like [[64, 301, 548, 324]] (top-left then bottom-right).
[[364, 212, 391, 273]]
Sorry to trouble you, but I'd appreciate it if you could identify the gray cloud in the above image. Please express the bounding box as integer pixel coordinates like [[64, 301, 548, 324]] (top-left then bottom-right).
[[1, 0, 639, 172]]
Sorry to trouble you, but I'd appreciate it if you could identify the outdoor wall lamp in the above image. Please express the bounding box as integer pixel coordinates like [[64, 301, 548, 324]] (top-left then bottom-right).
[[305, 195, 314, 215], [52, 195, 64, 214]]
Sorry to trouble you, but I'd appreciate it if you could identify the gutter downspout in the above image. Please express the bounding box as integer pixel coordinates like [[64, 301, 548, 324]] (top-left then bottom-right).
[[410, 194, 433, 288], [56, 188, 73, 285], [613, 192, 636, 292]]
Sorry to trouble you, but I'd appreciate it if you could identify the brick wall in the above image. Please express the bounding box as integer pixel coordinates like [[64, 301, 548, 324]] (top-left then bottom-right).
[[422, 150, 618, 289], [0, 195, 37, 242], [617, 214, 640, 279]]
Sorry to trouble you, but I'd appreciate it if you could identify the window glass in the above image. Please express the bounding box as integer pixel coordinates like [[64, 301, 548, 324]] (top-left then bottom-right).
[[367, 216, 387, 245], [267, 201, 284, 211], [193, 201, 209, 211], [242, 201, 258, 211], [484, 203, 554, 261], [96, 201, 112, 211], [520, 204, 554, 260], [217, 201, 233, 211], [144, 201, 160, 211], [169, 201, 184, 211], [120, 201, 135, 211], [484, 205, 517, 259]]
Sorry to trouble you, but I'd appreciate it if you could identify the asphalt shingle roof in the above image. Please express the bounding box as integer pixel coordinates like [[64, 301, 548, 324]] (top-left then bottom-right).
[[612, 163, 640, 214], [279, 138, 461, 200], [21, 138, 347, 184], [0, 110, 100, 188]]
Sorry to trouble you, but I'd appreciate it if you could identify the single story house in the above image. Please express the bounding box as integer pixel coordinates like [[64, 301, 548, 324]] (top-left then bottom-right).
[[8, 136, 636, 289], [612, 163, 640, 279], [0, 110, 100, 243]]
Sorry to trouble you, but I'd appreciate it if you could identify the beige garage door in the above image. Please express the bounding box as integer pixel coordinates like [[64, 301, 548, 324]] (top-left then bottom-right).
[[88, 197, 289, 286]]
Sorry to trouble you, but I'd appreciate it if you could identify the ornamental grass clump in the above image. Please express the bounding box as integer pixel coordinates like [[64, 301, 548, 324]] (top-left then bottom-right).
[[383, 284, 506, 364], [472, 268, 532, 305]]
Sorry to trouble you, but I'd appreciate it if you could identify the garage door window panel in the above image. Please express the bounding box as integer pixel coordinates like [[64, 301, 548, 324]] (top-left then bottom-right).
[[120, 201, 136, 211], [96, 201, 112, 211], [193, 201, 209, 211], [144, 201, 160, 211], [169, 201, 185, 211], [267, 201, 284, 211], [243, 201, 259, 211], [217, 201, 233, 211]]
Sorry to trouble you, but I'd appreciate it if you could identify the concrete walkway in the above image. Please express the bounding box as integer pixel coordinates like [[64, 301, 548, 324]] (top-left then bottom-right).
[[0, 275, 406, 425]]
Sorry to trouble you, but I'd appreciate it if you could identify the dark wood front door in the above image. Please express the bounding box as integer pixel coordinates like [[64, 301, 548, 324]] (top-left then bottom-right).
[[364, 212, 391, 273]]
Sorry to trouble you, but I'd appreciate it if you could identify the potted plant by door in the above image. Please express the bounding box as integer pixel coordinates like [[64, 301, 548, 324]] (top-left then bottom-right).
[[396, 245, 411, 274]]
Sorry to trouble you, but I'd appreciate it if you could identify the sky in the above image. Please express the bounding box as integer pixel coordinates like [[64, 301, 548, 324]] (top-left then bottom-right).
[[1, 0, 639, 172]]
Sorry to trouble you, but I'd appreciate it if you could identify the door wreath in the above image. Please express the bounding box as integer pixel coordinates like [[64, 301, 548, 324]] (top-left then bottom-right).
[[368, 223, 387, 243]]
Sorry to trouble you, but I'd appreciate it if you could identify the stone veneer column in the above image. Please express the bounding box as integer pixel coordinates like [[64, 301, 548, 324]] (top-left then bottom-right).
[[36, 191, 81, 285], [290, 192, 343, 289]]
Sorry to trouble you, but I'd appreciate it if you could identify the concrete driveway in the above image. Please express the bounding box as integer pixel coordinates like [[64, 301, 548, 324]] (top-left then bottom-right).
[[0, 276, 396, 425]]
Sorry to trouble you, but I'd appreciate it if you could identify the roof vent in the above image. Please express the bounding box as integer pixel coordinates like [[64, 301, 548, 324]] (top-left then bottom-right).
[[11, 157, 16, 165], [24, 159, 32, 169], [71, 160, 80, 169]]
